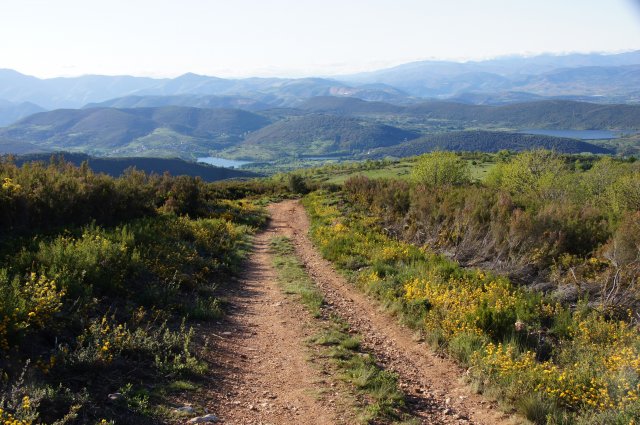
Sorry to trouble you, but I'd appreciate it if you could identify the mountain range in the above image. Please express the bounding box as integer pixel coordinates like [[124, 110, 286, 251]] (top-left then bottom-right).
[[0, 50, 638, 162], [345, 51, 640, 101], [0, 50, 639, 117], [0, 99, 45, 126]]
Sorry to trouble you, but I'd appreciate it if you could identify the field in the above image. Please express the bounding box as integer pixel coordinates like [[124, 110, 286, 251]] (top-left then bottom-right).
[[288, 155, 498, 185]]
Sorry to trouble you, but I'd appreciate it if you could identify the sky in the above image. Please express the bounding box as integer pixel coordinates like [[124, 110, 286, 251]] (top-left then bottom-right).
[[0, 0, 639, 79]]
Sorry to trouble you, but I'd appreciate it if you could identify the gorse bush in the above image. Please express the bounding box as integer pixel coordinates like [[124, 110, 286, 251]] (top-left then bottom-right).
[[0, 158, 156, 234], [343, 151, 640, 310], [0, 271, 65, 352], [0, 155, 272, 238], [304, 187, 640, 424], [0, 157, 267, 424], [411, 151, 470, 187]]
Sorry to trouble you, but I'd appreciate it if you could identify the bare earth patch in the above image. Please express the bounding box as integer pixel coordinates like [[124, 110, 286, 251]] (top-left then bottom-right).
[[198, 211, 344, 425]]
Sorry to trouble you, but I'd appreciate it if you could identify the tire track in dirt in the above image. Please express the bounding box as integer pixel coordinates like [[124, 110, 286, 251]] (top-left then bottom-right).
[[202, 220, 341, 425], [269, 199, 525, 425]]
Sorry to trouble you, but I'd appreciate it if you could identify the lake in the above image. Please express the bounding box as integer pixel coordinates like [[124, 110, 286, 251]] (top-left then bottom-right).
[[519, 129, 630, 140], [197, 157, 252, 168]]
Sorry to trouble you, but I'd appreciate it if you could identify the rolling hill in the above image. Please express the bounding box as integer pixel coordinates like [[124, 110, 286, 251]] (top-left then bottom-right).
[[297, 96, 405, 115], [11, 153, 258, 181], [0, 106, 272, 158], [365, 131, 612, 158], [0, 138, 48, 155], [410, 99, 640, 129], [294, 97, 640, 129], [0, 99, 46, 126], [0, 96, 635, 162], [224, 114, 419, 160]]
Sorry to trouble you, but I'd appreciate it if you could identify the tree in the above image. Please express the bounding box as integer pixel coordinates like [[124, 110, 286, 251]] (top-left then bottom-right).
[[411, 151, 470, 187], [287, 174, 308, 194], [491, 150, 568, 201]]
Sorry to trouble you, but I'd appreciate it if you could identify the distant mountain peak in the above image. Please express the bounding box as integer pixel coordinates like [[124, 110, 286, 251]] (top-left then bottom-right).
[[1, 50, 640, 109]]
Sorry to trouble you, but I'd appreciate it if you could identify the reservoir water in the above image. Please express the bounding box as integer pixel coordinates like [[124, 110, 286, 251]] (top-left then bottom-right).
[[197, 157, 252, 168], [519, 129, 630, 140]]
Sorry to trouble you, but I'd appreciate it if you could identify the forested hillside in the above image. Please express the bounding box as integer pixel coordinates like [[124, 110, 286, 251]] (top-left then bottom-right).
[[304, 97, 640, 129], [0, 97, 637, 161], [225, 114, 419, 160], [0, 107, 271, 158], [11, 153, 258, 181], [366, 130, 611, 158]]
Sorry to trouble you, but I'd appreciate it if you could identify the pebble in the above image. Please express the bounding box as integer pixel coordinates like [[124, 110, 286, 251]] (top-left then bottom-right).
[[187, 414, 219, 424], [176, 406, 196, 415]]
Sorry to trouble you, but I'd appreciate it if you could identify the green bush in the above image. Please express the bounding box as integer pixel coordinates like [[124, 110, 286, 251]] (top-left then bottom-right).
[[0, 157, 263, 424], [411, 151, 470, 187], [303, 189, 640, 423]]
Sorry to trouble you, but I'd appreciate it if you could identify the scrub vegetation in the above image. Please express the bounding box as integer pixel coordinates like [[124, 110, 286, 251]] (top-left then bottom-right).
[[2, 148, 639, 424], [0, 155, 273, 424], [302, 150, 640, 423]]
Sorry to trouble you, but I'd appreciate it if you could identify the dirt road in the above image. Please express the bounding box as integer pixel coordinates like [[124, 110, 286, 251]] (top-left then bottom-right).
[[203, 200, 522, 424], [202, 216, 341, 424]]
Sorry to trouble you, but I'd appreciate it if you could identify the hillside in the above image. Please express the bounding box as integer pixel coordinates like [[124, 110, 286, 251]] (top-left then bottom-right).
[[403, 98, 640, 130], [471, 100, 640, 129], [225, 114, 419, 160], [12, 152, 258, 181], [0, 106, 272, 158], [365, 130, 612, 158], [297, 96, 405, 115], [84, 94, 271, 111], [0, 138, 48, 155], [298, 97, 640, 129], [0, 99, 46, 126]]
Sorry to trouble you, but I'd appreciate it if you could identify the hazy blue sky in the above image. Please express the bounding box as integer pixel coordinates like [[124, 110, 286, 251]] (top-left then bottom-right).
[[1, 0, 639, 78]]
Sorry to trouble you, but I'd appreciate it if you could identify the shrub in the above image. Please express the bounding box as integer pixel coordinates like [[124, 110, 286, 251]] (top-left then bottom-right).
[[287, 174, 309, 194], [411, 151, 470, 186], [303, 190, 640, 422]]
